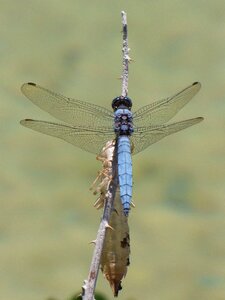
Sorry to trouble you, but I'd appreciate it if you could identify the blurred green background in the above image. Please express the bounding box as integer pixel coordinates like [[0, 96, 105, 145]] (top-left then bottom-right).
[[0, 1, 224, 299]]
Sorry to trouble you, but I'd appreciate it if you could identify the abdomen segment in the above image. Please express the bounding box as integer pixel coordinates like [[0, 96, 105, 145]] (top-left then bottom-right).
[[117, 136, 132, 216]]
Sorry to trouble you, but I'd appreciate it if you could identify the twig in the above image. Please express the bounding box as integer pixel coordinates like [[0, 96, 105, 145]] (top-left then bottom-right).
[[121, 11, 129, 97], [82, 144, 118, 300], [82, 11, 130, 299]]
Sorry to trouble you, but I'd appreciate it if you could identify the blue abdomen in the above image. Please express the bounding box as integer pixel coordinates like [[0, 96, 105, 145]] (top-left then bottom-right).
[[117, 136, 132, 216]]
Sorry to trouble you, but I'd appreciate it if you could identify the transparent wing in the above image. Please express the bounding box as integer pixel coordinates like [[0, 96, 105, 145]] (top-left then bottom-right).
[[21, 83, 114, 127], [133, 82, 201, 126], [20, 119, 115, 155], [131, 117, 203, 155]]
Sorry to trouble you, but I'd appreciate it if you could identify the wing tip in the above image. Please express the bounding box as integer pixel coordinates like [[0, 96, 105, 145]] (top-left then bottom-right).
[[20, 119, 26, 126], [20, 119, 34, 125], [186, 116, 204, 126], [187, 116, 204, 124], [192, 81, 201, 90], [196, 116, 204, 122], [21, 82, 37, 93]]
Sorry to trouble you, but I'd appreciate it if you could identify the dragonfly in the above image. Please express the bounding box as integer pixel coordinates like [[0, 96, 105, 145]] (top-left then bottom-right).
[[20, 82, 203, 216]]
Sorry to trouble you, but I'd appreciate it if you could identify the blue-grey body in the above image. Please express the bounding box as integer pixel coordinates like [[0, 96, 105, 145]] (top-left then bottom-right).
[[118, 136, 132, 216], [113, 105, 134, 216], [20, 82, 203, 217]]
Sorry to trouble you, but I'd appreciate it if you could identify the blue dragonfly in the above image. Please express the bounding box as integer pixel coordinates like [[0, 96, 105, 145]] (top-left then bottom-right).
[[20, 82, 203, 216]]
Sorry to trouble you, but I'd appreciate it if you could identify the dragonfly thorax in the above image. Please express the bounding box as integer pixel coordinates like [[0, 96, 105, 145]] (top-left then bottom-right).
[[114, 108, 133, 136]]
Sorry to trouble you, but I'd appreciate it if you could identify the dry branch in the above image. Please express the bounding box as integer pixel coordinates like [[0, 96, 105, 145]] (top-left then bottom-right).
[[82, 11, 130, 299]]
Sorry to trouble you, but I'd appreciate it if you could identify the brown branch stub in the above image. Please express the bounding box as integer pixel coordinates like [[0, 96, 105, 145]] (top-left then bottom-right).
[[121, 11, 129, 97]]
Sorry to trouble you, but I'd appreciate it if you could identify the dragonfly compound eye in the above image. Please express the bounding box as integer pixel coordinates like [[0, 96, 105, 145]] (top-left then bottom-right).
[[112, 96, 132, 110]]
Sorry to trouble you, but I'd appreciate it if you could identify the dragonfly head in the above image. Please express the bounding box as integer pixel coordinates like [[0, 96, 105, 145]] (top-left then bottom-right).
[[112, 96, 132, 111]]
